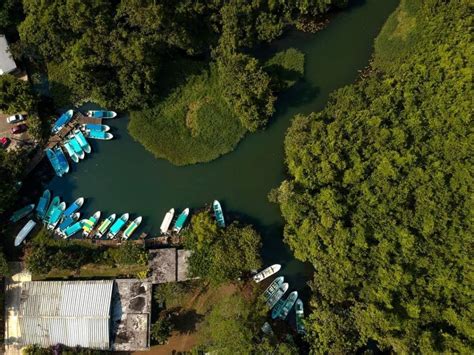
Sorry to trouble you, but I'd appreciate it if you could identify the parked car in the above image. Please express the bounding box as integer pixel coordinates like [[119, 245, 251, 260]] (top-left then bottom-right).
[[0, 137, 10, 148], [6, 114, 25, 124], [11, 124, 27, 134]]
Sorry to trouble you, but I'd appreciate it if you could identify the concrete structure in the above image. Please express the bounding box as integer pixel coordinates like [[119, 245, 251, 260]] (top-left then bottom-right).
[[0, 35, 17, 75], [177, 249, 192, 282], [149, 248, 193, 283]]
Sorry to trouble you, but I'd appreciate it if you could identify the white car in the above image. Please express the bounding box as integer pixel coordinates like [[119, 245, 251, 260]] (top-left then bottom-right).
[[6, 114, 25, 124]]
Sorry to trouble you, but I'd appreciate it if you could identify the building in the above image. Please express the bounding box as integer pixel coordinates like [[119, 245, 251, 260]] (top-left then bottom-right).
[[5, 279, 151, 352], [0, 35, 17, 75], [149, 248, 193, 284]]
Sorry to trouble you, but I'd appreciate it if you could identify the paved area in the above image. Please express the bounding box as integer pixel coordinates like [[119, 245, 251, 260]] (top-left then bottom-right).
[[0, 113, 34, 151]]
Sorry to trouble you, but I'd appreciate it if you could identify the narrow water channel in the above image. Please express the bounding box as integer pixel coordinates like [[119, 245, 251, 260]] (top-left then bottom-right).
[[47, 0, 398, 294]]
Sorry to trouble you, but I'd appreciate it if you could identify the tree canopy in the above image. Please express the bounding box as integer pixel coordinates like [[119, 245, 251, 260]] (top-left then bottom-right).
[[275, 1, 473, 353], [0, 74, 36, 114]]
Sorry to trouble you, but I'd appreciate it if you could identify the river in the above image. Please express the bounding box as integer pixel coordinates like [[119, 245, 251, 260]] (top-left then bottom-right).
[[47, 0, 398, 296]]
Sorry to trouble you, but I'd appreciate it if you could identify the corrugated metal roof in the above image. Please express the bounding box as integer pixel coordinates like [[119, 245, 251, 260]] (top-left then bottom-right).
[[18, 280, 113, 350], [0, 35, 17, 74]]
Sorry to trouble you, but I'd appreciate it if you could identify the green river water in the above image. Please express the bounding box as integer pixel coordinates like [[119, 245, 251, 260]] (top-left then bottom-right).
[[48, 0, 398, 294]]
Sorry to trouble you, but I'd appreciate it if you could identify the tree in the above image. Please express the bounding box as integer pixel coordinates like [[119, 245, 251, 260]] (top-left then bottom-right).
[[150, 315, 173, 344], [275, 1, 472, 353], [0, 249, 9, 276], [0, 74, 36, 114], [0, 0, 23, 34], [105, 241, 148, 266]]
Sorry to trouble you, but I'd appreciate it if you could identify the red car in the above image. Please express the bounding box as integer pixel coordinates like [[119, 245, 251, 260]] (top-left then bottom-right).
[[11, 124, 27, 134], [0, 137, 10, 148]]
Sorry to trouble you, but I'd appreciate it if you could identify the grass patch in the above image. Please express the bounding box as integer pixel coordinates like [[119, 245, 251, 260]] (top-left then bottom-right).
[[33, 263, 148, 280], [129, 64, 246, 165], [264, 47, 305, 89]]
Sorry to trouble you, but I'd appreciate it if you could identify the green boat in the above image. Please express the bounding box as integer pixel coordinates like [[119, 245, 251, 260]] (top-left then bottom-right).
[[95, 213, 116, 238], [43, 196, 60, 224], [36, 189, 51, 219], [262, 276, 284, 300], [122, 216, 142, 239], [267, 283, 288, 309], [295, 299, 306, 335], [278, 291, 298, 320], [213, 200, 225, 228], [10, 204, 35, 223], [82, 211, 101, 237], [173, 208, 189, 233]]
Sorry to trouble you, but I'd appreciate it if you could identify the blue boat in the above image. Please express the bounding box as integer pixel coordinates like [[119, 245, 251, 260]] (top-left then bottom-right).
[[45, 148, 64, 177], [86, 130, 113, 140], [81, 124, 110, 132], [73, 129, 91, 154], [54, 147, 69, 175], [63, 141, 79, 163], [47, 202, 66, 230], [57, 212, 80, 234], [63, 220, 84, 239], [68, 138, 85, 160], [51, 109, 74, 134], [87, 110, 117, 119], [43, 196, 60, 224], [62, 197, 84, 217], [213, 200, 225, 228], [36, 189, 51, 219]]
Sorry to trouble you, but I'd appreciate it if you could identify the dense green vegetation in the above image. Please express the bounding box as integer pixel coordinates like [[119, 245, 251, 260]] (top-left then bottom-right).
[[184, 210, 262, 284], [0, 74, 36, 114], [274, 1, 473, 353]]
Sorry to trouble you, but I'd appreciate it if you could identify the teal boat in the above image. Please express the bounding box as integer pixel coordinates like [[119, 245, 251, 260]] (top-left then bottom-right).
[[213, 200, 225, 228], [63, 197, 84, 218], [45, 148, 64, 177], [87, 110, 117, 119], [73, 129, 91, 154], [267, 283, 288, 309], [122, 216, 142, 240], [295, 299, 306, 335], [51, 109, 74, 134], [43, 196, 60, 224], [10, 204, 35, 223], [271, 298, 286, 319], [278, 291, 298, 320], [15, 220, 36, 247], [107, 213, 129, 239], [81, 123, 110, 132], [95, 213, 116, 238], [262, 276, 284, 300], [86, 130, 113, 140], [82, 211, 101, 237], [63, 220, 83, 239], [47, 202, 66, 230], [54, 147, 69, 174], [57, 212, 80, 235], [36, 190, 51, 219], [63, 141, 79, 163], [68, 137, 85, 159], [173, 208, 189, 233]]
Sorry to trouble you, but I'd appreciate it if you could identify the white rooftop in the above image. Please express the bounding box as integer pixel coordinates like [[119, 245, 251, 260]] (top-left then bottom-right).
[[0, 35, 17, 75]]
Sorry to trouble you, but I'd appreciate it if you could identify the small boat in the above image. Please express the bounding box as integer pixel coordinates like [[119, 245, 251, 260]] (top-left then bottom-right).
[[63, 220, 84, 238], [73, 129, 91, 154], [54, 147, 69, 174], [295, 299, 306, 334], [43, 196, 60, 224], [261, 322, 274, 336], [81, 123, 110, 132], [62, 197, 84, 218], [45, 148, 64, 176], [262, 276, 284, 300], [68, 137, 85, 159], [213, 200, 225, 228], [253, 264, 281, 283], [271, 298, 286, 319], [57, 212, 80, 235], [95, 213, 116, 238], [267, 283, 289, 309], [173, 208, 189, 233], [36, 189, 51, 219], [82, 211, 101, 237], [14, 220, 36, 246], [107, 213, 129, 239], [85, 130, 113, 140], [160, 208, 175, 234], [47, 202, 66, 230], [278, 291, 298, 320], [87, 110, 117, 119], [122, 216, 142, 239], [10, 204, 35, 223], [51, 109, 74, 134], [63, 141, 79, 163]]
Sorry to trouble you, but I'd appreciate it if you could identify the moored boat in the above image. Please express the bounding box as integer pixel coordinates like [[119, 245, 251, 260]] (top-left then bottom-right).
[[95, 213, 116, 238], [15, 220, 36, 246], [54, 147, 70, 175], [173, 208, 189, 233], [267, 283, 289, 309], [73, 129, 92, 154], [45, 148, 63, 176], [82, 211, 101, 237], [213, 200, 225, 227], [43, 196, 60, 224], [278, 291, 298, 320], [87, 110, 117, 119], [81, 123, 110, 132], [47, 202, 66, 230], [62, 197, 84, 218], [271, 298, 286, 319], [63, 220, 83, 238], [295, 299, 306, 334], [63, 141, 79, 163], [262, 276, 284, 300], [160, 208, 175, 234], [122, 216, 142, 239], [253, 264, 281, 283], [36, 189, 51, 219], [85, 130, 113, 140], [51, 109, 74, 134], [57, 212, 80, 235], [107, 213, 129, 239], [10, 204, 35, 223], [68, 137, 85, 159]]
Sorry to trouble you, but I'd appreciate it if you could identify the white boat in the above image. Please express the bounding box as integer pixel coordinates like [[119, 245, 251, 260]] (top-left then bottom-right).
[[160, 208, 175, 234], [253, 264, 281, 283], [15, 220, 36, 246]]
